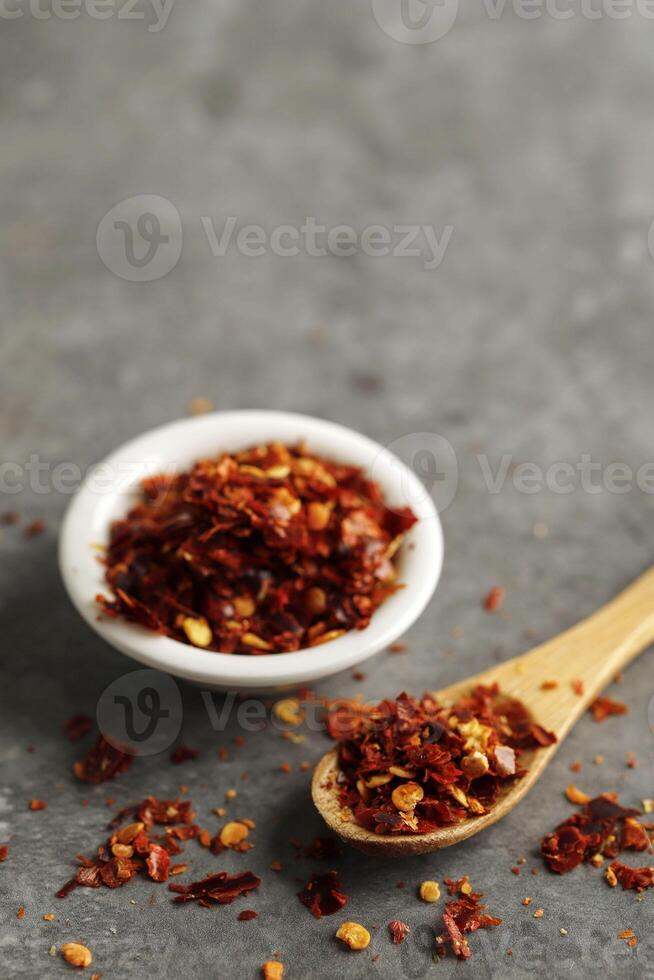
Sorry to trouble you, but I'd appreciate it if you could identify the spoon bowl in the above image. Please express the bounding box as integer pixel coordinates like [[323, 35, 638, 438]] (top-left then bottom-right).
[[312, 567, 654, 855]]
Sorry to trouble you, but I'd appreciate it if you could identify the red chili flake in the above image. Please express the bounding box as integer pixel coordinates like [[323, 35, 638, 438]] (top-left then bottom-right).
[[297, 871, 348, 918], [609, 861, 654, 892], [24, 518, 46, 538], [29, 799, 47, 811], [626, 752, 637, 769], [96, 443, 417, 654], [388, 642, 407, 654], [589, 697, 628, 722], [435, 885, 502, 960], [234, 735, 246, 747], [57, 796, 200, 899], [0, 844, 8, 862], [352, 671, 366, 681], [146, 844, 170, 882], [304, 837, 342, 861], [0, 511, 20, 525], [279, 762, 291, 773], [169, 870, 261, 906], [17, 905, 26, 919], [63, 714, 94, 742], [218, 747, 229, 761], [483, 586, 505, 612], [510, 867, 521, 876], [73, 735, 133, 784], [388, 920, 410, 944], [570, 760, 582, 774], [238, 909, 258, 921], [170, 745, 200, 765], [571, 679, 584, 696], [327, 684, 556, 835], [541, 794, 643, 874]]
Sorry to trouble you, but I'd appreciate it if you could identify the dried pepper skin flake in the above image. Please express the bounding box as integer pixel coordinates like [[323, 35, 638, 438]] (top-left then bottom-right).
[[327, 685, 556, 835], [435, 882, 502, 960], [388, 920, 410, 944], [169, 870, 261, 906], [170, 745, 200, 765], [63, 714, 94, 742], [97, 442, 417, 655], [298, 871, 348, 918], [609, 861, 654, 892], [73, 735, 133, 784], [0, 845, 8, 862], [589, 697, 628, 722], [541, 794, 647, 876]]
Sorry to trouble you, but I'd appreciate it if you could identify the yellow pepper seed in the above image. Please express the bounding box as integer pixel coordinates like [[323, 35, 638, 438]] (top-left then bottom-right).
[[419, 880, 441, 903], [335, 921, 371, 951]]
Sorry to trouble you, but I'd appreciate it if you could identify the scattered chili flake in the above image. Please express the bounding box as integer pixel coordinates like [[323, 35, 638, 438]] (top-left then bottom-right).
[[0, 844, 8, 862], [435, 883, 502, 960], [170, 745, 200, 765], [63, 714, 94, 743], [279, 762, 291, 773], [0, 510, 20, 525], [169, 870, 261, 907], [388, 642, 407, 654], [540, 680, 558, 690], [96, 443, 417, 654], [298, 871, 348, 918], [234, 735, 246, 747], [590, 697, 628, 723], [29, 799, 47, 811], [16, 906, 26, 919], [270, 860, 282, 872], [522, 897, 532, 906], [618, 928, 636, 941], [533, 908, 544, 918], [541, 793, 645, 875], [510, 867, 521, 876], [218, 747, 229, 762], [238, 909, 258, 921], [609, 861, 654, 892], [571, 679, 584, 696], [24, 518, 46, 538], [212, 820, 253, 854], [170, 863, 188, 876], [388, 920, 410, 944], [570, 760, 582, 774], [626, 752, 637, 769], [594, 755, 605, 766], [226, 789, 237, 801], [73, 735, 133, 784], [327, 685, 555, 835], [483, 586, 505, 612]]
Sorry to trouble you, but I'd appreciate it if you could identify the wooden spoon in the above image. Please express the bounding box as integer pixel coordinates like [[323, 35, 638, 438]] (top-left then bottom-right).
[[312, 568, 654, 857]]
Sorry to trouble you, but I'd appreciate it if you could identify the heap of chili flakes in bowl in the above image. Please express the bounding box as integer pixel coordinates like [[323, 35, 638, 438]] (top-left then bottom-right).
[[327, 684, 556, 834], [97, 442, 417, 654]]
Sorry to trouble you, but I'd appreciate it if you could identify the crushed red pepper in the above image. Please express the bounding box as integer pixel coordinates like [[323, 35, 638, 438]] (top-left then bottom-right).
[[96, 442, 417, 654], [388, 920, 410, 944], [541, 794, 652, 877], [589, 697, 628, 722], [169, 870, 260, 907], [327, 685, 556, 835], [0, 844, 8, 862], [73, 735, 133, 784], [435, 879, 502, 960], [609, 861, 654, 892], [297, 871, 348, 918], [57, 796, 198, 898], [304, 837, 342, 862], [170, 745, 200, 765], [63, 714, 94, 743]]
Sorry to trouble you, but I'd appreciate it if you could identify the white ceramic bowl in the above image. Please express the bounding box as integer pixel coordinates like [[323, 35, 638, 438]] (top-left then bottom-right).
[[59, 411, 443, 691]]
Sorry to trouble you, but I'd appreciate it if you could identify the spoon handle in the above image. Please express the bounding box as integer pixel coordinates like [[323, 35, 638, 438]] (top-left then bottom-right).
[[440, 567, 654, 741]]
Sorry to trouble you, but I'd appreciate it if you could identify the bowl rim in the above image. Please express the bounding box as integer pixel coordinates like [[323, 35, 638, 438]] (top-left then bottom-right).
[[59, 410, 443, 688]]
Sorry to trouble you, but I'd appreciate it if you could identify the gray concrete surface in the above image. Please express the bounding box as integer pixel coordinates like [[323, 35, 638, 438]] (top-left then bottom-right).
[[2, 2, 654, 978]]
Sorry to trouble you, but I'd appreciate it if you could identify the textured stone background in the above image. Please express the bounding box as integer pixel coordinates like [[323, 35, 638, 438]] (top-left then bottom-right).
[[1, 2, 654, 978]]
